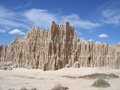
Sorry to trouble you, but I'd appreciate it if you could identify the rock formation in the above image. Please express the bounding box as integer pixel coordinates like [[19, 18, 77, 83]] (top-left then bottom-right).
[[0, 21, 120, 70]]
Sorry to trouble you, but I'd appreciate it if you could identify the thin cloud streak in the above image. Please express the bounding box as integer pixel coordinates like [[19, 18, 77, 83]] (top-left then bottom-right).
[[15, 0, 32, 9], [0, 29, 6, 33], [102, 9, 120, 26], [0, 6, 101, 35], [0, 6, 30, 31], [61, 14, 101, 29], [24, 9, 101, 30], [99, 0, 120, 26]]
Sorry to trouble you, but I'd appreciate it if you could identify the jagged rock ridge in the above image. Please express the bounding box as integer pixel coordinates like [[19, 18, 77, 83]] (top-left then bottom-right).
[[0, 21, 120, 70]]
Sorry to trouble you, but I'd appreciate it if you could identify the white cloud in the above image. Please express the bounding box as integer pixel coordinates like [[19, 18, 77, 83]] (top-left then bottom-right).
[[88, 39, 93, 41], [24, 9, 101, 30], [97, 0, 120, 27], [0, 18, 29, 28], [0, 6, 101, 33], [0, 6, 30, 30], [24, 9, 57, 29], [61, 14, 101, 29], [0, 29, 6, 33], [0, 6, 14, 18], [9, 29, 26, 35], [98, 34, 108, 38], [102, 9, 120, 26]]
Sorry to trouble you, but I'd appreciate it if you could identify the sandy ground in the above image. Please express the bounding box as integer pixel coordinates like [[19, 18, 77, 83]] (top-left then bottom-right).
[[0, 67, 120, 90]]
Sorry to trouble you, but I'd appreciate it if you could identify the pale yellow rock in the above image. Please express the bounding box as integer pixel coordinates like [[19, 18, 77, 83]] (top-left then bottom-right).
[[0, 21, 120, 70]]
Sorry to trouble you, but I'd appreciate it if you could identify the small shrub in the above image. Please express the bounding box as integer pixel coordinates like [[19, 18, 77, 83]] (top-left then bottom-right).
[[52, 84, 68, 90], [31, 88, 37, 90], [20, 87, 28, 90], [92, 78, 110, 88]]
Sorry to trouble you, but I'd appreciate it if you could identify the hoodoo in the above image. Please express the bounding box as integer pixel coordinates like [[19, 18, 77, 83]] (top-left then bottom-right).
[[0, 21, 120, 70]]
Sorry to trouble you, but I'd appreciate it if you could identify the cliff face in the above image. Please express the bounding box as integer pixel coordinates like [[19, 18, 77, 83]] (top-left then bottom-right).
[[0, 21, 120, 70]]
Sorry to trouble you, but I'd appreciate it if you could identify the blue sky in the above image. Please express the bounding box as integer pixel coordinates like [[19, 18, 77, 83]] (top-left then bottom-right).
[[0, 0, 120, 45]]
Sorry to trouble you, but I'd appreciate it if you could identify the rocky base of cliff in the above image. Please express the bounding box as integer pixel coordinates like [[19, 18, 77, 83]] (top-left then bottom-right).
[[0, 62, 17, 70]]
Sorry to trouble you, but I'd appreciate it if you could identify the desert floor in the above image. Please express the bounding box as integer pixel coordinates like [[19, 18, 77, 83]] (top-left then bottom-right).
[[0, 67, 120, 90]]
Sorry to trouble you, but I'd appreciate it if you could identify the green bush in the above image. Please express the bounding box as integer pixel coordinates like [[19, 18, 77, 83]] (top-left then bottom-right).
[[52, 84, 68, 90], [92, 78, 110, 88]]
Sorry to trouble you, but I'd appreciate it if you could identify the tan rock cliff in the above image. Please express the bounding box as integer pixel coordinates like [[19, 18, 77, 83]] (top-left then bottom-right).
[[0, 21, 120, 70]]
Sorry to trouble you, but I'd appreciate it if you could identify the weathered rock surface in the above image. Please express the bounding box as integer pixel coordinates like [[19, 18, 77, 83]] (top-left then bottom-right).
[[0, 21, 120, 70], [0, 62, 14, 70]]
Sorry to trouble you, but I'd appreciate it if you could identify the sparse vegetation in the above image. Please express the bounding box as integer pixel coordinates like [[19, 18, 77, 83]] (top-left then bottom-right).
[[63, 73, 119, 79], [31, 88, 37, 90], [92, 78, 110, 88], [20, 87, 28, 90], [52, 84, 68, 90], [19, 87, 37, 90], [8, 88, 15, 90], [78, 73, 119, 79]]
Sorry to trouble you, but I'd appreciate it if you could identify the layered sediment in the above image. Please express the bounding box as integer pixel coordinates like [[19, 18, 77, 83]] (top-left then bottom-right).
[[0, 21, 120, 70]]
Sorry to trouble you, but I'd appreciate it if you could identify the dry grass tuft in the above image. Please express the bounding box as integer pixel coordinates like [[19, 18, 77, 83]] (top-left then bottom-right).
[[52, 84, 68, 90]]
